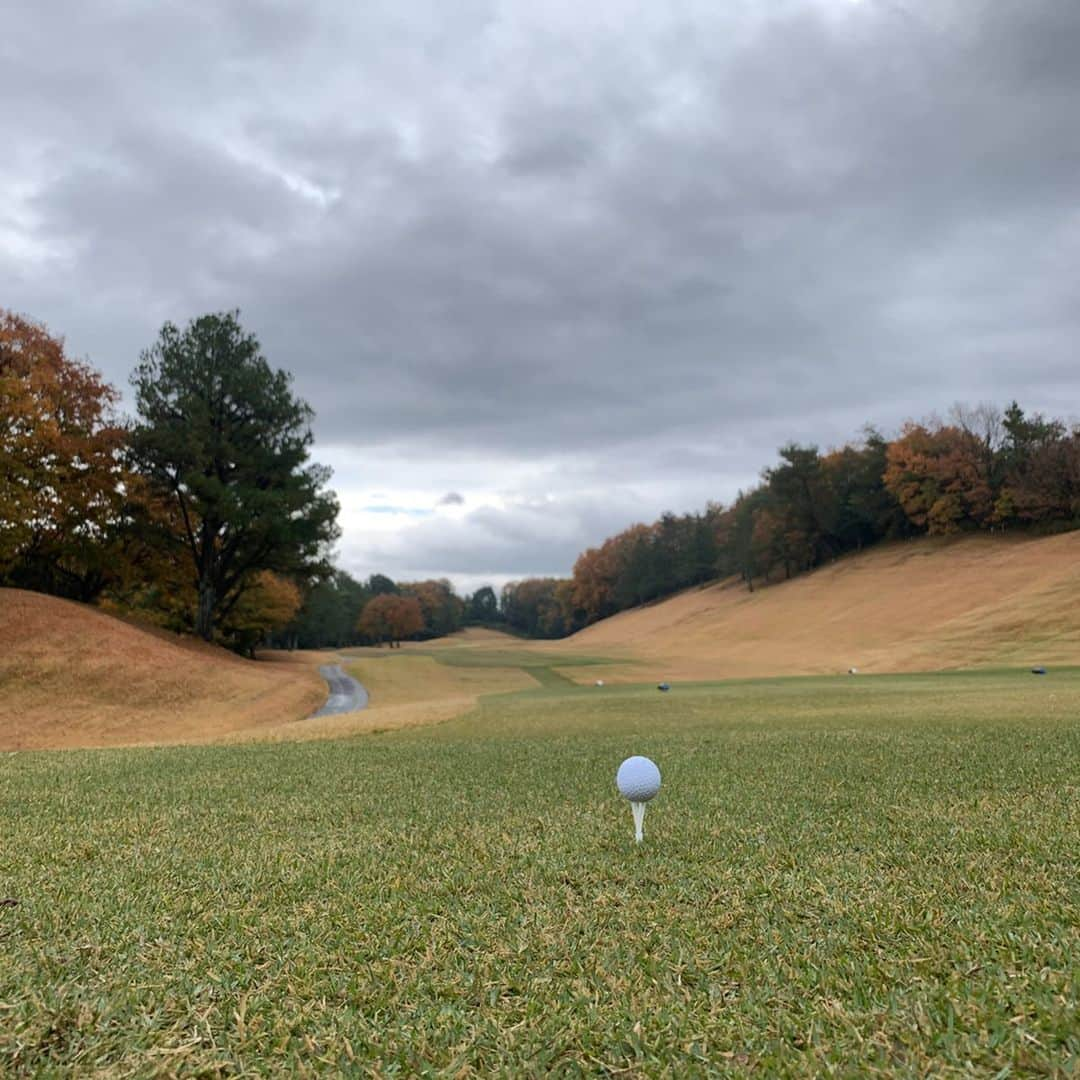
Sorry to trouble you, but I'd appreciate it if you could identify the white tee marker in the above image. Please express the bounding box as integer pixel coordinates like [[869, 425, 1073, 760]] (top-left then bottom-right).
[[616, 756, 661, 843]]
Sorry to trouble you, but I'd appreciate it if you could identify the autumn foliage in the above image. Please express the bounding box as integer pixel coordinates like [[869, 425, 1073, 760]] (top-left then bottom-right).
[[1, 307, 334, 654], [223, 571, 303, 656], [402, 579, 465, 637], [884, 423, 995, 532], [7, 306, 1080, 650], [0, 309, 132, 601], [357, 593, 425, 646], [540, 405, 1080, 636]]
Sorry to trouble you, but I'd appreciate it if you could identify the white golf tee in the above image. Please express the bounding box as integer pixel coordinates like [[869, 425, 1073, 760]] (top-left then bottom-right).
[[616, 756, 661, 843]]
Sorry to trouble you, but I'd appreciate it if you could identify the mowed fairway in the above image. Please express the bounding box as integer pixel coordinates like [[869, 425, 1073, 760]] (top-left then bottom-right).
[[2, 667, 1078, 1076]]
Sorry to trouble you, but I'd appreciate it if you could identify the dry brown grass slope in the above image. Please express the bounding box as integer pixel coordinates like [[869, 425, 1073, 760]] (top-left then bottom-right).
[[558, 532, 1080, 683], [6, 533, 1080, 750], [0, 589, 326, 751]]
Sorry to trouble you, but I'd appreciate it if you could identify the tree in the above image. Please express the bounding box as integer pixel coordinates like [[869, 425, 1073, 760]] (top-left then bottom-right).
[[553, 579, 579, 636], [997, 402, 1070, 526], [500, 578, 572, 637], [223, 571, 303, 656], [571, 524, 654, 623], [467, 585, 500, 623], [749, 504, 785, 582], [0, 309, 132, 600], [130, 312, 339, 641], [357, 593, 424, 646], [366, 573, 399, 596], [719, 490, 768, 590], [284, 570, 370, 649], [762, 444, 840, 576], [403, 578, 464, 638], [571, 543, 618, 623], [687, 509, 722, 586], [999, 414, 1080, 527], [1001, 402, 1065, 473], [884, 420, 997, 534], [822, 427, 910, 549]]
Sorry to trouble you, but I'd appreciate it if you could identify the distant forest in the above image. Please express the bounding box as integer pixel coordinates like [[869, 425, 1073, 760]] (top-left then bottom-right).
[[536, 402, 1080, 638], [283, 401, 1080, 646], [4, 307, 1078, 649]]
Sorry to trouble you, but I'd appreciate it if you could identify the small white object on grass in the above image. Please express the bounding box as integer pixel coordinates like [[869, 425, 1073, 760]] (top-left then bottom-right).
[[616, 756, 661, 843], [595, 679, 605, 687]]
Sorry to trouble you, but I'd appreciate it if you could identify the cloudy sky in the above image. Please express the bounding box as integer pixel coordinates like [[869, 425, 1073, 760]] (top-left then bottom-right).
[[4, 0, 1078, 591]]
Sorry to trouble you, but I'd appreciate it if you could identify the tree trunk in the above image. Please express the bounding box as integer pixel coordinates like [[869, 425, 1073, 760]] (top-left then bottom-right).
[[196, 580, 215, 641]]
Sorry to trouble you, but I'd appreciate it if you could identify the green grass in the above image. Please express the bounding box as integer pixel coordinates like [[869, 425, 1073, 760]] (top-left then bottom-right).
[[396, 644, 618, 690], [412, 645, 614, 676], [411, 644, 612, 665], [2, 670, 1079, 1076]]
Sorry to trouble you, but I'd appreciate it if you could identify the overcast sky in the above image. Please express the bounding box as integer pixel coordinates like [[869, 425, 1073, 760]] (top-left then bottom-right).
[[4, 0, 1078, 591]]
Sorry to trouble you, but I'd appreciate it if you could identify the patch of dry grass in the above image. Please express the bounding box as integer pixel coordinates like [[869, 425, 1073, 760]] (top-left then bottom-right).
[[564, 532, 1080, 682], [0, 589, 325, 751]]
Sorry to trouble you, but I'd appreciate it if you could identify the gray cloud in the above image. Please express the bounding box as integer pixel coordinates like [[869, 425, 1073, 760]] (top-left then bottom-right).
[[354, 489, 658, 583], [4, 0, 1080, 583]]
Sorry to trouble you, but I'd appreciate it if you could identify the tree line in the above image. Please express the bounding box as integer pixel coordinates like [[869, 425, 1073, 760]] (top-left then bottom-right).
[[1, 308, 338, 654], [281, 573, 480, 649], [6, 305, 1079, 650], [0, 306, 520, 651], [501, 403, 1080, 637]]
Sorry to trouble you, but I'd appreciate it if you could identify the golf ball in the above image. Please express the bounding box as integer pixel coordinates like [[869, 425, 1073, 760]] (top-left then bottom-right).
[[616, 756, 661, 802]]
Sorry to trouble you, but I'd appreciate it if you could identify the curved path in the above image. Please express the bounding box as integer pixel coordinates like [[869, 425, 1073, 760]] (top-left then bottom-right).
[[312, 663, 369, 716]]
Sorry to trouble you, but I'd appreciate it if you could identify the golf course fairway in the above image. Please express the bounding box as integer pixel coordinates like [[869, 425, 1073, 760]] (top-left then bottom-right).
[[2, 667, 1077, 1075]]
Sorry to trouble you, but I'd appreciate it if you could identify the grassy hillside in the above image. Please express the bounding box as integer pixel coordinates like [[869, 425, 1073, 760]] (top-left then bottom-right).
[[559, 532, 1080, 683], [6, 533, 1080, 751], [2, 669, 1077, 1074], [0, 588, 325, 751]]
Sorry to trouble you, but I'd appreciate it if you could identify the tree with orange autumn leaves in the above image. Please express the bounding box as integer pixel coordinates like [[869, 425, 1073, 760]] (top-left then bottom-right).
[[883, 410, 1001, 534], [357, 593, 425, 646], [571, 524, 653, 623], [225, 570, 303, 656], [401, 579, 465, 638], [0, 309, 133, 600]]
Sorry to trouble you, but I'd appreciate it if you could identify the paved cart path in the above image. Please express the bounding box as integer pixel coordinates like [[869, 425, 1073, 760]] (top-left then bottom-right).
[[312, 664, 369, 716]]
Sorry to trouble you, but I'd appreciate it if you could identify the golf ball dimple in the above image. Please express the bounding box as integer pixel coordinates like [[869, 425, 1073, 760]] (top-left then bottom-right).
[[616, 756, 661, 802]]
